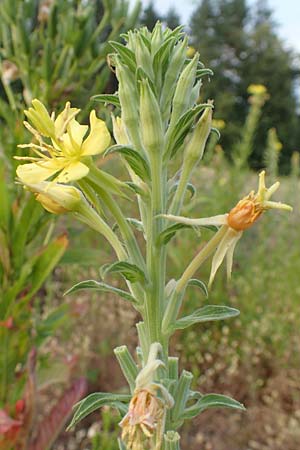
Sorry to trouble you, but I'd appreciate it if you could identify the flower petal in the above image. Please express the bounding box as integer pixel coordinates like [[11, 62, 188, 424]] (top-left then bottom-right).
[[16, 160, 63, 183], [56, 161, 89, 183], [81, 110, 111, 156], [54, 102, 80, 137], [209, 227, 241, 288], [67, 119, 88, 149]]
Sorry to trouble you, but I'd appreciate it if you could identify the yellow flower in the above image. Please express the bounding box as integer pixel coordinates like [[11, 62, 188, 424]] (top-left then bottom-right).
[[15, 100, 111, 184], [163, 171, 292, 287], [247, 84, 267, 96]]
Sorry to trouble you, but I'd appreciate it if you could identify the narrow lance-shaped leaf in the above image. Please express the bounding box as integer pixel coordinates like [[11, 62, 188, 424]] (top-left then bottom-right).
[[91, 94, 121, 108], [100, 261, 147, 284], [67, 392, 131, 430], [182, 393, 246, 420], [22, 235, 69, 302], [173, 305, 240, 331], [186, 278, 208, 298], [104, 145, 151, 182], [65, 280, 137, 304], [157, 223, 192, 246]]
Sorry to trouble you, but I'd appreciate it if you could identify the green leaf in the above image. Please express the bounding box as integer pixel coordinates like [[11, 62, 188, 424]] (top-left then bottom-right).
[[100, 261, 147, 284], [174, 305, 240, 331], [157, 223, 191, 246], [126, 218, 144, 233], [65, 280, 137, 303], [182, 393, 246, 419], [91, 94, 120, 108], [186, 278, 208, 298], [196, 68, 214, 79], [67, 392, 131, 429], [211, 127, 221, 140], [153, 36, 175, 77], [104, 145, 151, 182], [0, 161, 10, 230], [169, 182, 196, 199], [110, 41, 136, 72], [166, 103, 213, 158], [22, 235, 68, 302]]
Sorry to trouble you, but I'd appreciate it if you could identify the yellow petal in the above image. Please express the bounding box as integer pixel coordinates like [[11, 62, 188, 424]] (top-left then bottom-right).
[[81, 110, 111, 156], [16, 160, 63, 183], [56, 161, 89, 183], [54, 102, 80, 137], [67, 119, 88, 149]]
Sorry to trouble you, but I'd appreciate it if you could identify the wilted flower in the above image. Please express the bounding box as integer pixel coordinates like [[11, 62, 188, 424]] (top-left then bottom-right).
[[120, 343, 173, 450], [164, 171, 292, 287], [15, 100, 111, 184]]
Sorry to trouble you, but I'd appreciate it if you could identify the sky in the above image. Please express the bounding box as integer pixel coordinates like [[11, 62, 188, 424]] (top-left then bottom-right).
[[129, 0, 300, 52]]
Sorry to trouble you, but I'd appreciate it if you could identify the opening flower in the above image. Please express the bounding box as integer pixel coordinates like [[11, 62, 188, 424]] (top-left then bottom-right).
[[163, 171, 292, 287], [120, 343, 173, 450], [15, 100, 111, 184]]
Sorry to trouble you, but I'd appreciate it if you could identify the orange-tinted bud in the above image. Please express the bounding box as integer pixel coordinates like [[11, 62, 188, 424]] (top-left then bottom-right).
[[228, 198, 262, 231]]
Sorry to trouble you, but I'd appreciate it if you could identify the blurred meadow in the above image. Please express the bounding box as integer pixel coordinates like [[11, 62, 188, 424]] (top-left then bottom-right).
[[0, 0, 299, 449]]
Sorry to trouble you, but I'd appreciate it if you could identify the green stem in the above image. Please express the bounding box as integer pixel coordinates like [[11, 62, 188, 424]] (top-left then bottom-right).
[[145, 155, 166, 349], [169, 161, 193, 215], [162, 225, 227, 334], [75, 203, 127, 260], [100, 190, 146, 271]]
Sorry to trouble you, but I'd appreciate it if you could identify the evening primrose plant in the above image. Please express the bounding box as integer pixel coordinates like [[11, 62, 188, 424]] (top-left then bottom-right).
[[16, 24, 292, 450]]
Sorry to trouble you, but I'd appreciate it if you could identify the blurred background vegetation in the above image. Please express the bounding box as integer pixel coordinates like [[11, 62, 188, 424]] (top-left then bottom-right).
[[0, 0, 299, 449]]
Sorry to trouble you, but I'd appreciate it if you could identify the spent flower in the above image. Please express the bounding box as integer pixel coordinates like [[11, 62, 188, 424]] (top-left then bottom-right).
[[120, 344, 173, 450], [164, 171, 292, 287]]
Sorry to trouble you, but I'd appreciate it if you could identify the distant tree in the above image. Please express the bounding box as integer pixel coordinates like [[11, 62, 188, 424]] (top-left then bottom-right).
[[140, 2, 180, 31], [140, 1, 162, 30], [189, 0, 300, 171], [163, 8, 180, 30]]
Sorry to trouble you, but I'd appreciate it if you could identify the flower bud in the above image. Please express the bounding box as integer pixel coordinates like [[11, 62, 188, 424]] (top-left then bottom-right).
[[24, 99, 55, 138], [140, 79, 164, 154], [184, 103, 213, 165], [169, 53, 199, 126], [111, 115, 129, 145], [116, 60, 141, 148], [24, 182, 82, 214]]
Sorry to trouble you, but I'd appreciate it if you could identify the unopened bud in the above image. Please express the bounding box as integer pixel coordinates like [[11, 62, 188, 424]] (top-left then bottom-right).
[[116, 60, 141, 148], [185, 103, 213, 164], [140, 79, 164, 154], [24, 182, 82, 214], [24, 99, 55, 138], [111, 115, 129, 145], [170, 53, 199, 126]]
